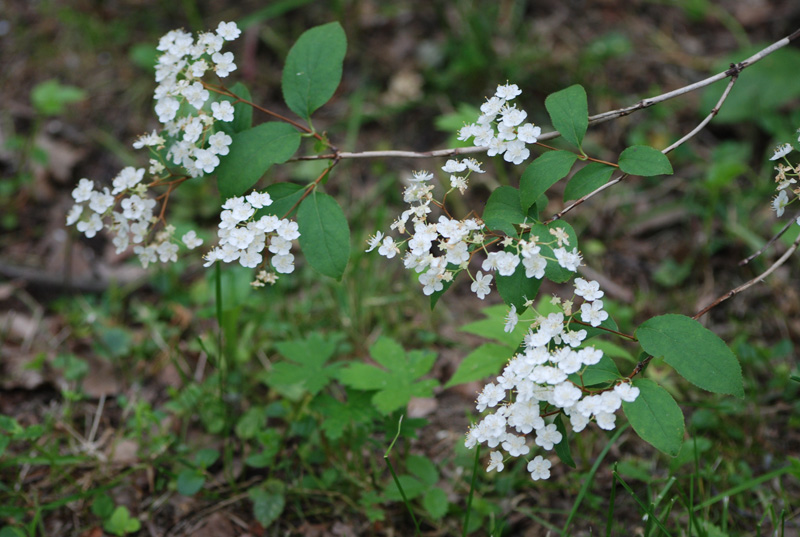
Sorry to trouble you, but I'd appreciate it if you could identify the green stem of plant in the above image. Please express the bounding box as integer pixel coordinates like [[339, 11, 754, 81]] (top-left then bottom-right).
[[613, 469, 672, 536], [463, 444, 481, 537], [384, 416, 421, 536]]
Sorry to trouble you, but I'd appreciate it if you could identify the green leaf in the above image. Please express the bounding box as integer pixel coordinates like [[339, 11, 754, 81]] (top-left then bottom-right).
[[383, 474, 426, 501], [459, 304, 528, 347], [618, 146, 673, 177], [636, 314, 743, 397], [260, 182, 305, 219], [622, 378, 684, 456], [216, 122, 301, 198], [176, 469, 205, 496], [544, 84, 588, 149], [527, 221, 578, 283], [103, 506, 140, 536], [423, 487, 449, 520], [445, 343, 514, 388], [297, 191, 350, 279], [312, 390, 379, 440], [249, 483, 286, 528], [268, 333, 342, 395], [483, 186, 525, 237], [235, 406, 268, 440], [194, 448, 220, 468], [575, 354, 622, 386], [282, 22, 347, 121], [338, 337, 438, 415], [520, 150, 578, 212], [429, 273, 456, 309], [495, 252, 542, 312], [563, 162, 615, 201], [553, 414, 576, 468], [406, 454, 439, 486], [91, 495, 115, 518], [217, 81, 253, 135], [31, 79, 87, 116]]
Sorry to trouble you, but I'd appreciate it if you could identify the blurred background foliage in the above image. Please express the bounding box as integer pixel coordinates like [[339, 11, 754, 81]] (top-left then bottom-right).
[[1, 0, 800, 535]]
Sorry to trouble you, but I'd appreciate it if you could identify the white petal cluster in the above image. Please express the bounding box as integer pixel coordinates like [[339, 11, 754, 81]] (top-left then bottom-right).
[[366, 149, 581, 301], [465, 279, 638, 482], [458, 83, 541, 165], [203, 193, 299, 283], [766, 136, 800, 223], [67, 23, 244, 269]]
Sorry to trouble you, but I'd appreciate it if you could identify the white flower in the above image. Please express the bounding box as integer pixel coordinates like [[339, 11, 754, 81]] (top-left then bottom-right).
[[773, 190, 790, 217], [156, 241, 179, 263], [208, 132, 232, 156], [277, 220, 300, 240], [614, 382, 640, 403], [574, 278, 603, 302], [245, 191, 272, 209], [442, 159, 468, 173], [419, 271, 443, 295], [88, 188, 114, 215], [517, 123, 541, 144], [212, 51, 237, 77], [155, 97, 180, 123], [495, 251, 521, 276], [216, 21, 241, 41], [501, 107, 527, 128], [476, 382, 506, 412], [534, 423, 562, 450], [502, 435, 530, 457], [504, 304, 518, 333], [471, 271, 493, 299], [272, 253, 295, 273], [182, 230, 203, 249], [769, 142, 793, 161], [495, 83, 521, 100], [527, 456, 552, 481], [522, 253, 546, 279], [66, 204, 83, 226], [111, 167, 145, 194], [554, 247, 582, 271], [595, 411, 617, 430], [487, 451, 505, 473], [366, 231, 384, 252], [76, 213, 103, 238], [552, 382, 582, 408], [580, 300, 609, 327], [211, 100, 235, 122], [378, 236, 399, 259], [72, 178, 95, 203], [194, 148, 220, 174]]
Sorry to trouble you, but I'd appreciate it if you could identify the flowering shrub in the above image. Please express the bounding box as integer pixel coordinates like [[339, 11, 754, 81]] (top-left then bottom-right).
[[65, 19, 799, 490]]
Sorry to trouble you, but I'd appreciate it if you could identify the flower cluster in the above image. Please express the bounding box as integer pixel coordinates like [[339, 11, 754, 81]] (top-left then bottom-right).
[[768, 139, 799, 220], [67, 22, 243, 269], [465, 279, 639, 482], [366, 162, 583, 299], [203, 192, 300, 284], [458, 83, 542, 165], [66, 170, 204, 267]]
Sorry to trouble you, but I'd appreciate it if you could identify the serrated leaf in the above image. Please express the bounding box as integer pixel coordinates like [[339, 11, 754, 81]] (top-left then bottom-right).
[[235, 406, 268, 440], [216, 122, 301, 198], [623, 378, 684, 456], [217, 81, 253, 135], [553, 414, 576, 468], [636, 314, 743, 397], [545, 84, 588, 149], [339, 337, 438, 415], [270, 333, 342, 395], [495, 253, 542, 312], [445, 343, 512, 388], [618, 146, 673, 177], [483, 186, 524, 237], [563, 162, 615, 201], [249, 485, 285, 528], [282, 22, 347, 121], [297, 191, 350, 279], [520, 151, 578, 212], [423, 487, 449, 520]]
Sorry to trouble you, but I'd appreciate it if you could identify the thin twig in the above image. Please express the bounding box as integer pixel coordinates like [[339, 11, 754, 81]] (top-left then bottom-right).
[[546, 71, 740, 223], [693, 232, 800, 320], [292, 28, 799, 162], [739, 210, 800, 266]]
